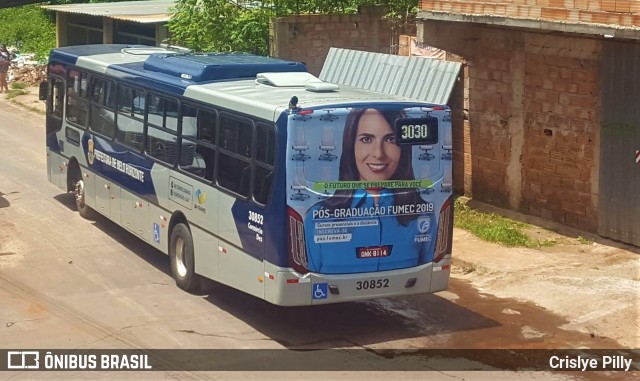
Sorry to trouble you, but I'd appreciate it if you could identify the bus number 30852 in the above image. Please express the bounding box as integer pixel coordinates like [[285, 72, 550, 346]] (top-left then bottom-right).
[[356, 279, 389, 290]]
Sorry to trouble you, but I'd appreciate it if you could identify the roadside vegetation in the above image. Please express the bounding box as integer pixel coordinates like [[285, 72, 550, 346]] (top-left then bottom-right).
[[168, 0, 418, 55], [0, 1, 417, 59], [6, 82, 29, 99], [576, 235, 594, 245], [0, 5, 56, 60], [454, 197, 556, 248]]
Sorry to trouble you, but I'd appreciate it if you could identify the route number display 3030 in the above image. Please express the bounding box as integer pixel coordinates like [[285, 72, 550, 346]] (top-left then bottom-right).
[[394, 117, 438, 145], [401, 124, 429, 139]]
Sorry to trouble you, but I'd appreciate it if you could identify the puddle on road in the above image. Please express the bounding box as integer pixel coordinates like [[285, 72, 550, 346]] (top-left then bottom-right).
[[387, 279, 637, 380], [445, 278, 625, 349]]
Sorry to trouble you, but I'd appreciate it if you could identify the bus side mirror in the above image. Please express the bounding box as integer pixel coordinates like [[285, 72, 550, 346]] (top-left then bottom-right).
[[38, 81, 48, 101]]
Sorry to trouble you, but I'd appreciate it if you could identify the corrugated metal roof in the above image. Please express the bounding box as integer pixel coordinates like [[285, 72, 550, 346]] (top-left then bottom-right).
[[42, 0, 175, 24], [319, 48, 462, 105]]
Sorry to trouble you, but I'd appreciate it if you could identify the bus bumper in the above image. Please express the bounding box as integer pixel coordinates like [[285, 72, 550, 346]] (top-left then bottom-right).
[[263, 259, 451, 306]]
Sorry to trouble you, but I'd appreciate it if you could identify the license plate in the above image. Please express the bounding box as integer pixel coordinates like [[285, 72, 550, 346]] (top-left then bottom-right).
[[356, 245, 391, 258], [355, 278, 390, 291]]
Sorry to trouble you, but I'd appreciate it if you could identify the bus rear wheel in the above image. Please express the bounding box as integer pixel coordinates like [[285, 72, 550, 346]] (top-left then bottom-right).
[[170, 223, 204, 294], [74, 177, 95, 220]]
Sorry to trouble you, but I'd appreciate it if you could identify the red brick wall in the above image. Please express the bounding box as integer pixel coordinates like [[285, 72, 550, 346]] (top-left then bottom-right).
[[270, 6, 416, 76], [419, 0, 640, 27], [419, 21, 600, 231], [520, 35, 600, 230]]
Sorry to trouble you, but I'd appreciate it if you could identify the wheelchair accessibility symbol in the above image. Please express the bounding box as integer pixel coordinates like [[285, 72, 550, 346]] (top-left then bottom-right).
[[153, 223, 160, 243], [312, 283, 328, 300]]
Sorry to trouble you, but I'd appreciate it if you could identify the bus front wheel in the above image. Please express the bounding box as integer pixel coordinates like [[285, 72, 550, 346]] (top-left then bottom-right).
[[169, 223, 203, 294]]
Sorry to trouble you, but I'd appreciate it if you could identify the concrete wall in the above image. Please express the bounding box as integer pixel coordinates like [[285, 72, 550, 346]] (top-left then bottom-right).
[[270, 6, 416, 75], [419, 21, 601, 231]]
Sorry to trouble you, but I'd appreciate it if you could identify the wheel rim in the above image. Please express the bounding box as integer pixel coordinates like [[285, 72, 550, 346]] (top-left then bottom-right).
[[175, 236, 187, 278], [75, 179, 85, 208]]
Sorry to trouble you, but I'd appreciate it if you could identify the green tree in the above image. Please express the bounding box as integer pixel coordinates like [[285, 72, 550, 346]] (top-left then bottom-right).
[[168, 0, 418, 56], [0, 5, 56, 60], [169, 0, 243, 52], [0, 1, 151, 60]]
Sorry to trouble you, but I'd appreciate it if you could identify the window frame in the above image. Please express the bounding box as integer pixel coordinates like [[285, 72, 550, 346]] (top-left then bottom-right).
[[65, 68, 90, 129], [47, 75, 65, 121], [252, 122, 276, 206], [88, 75, 117, 139], [178, 101, 218, 182], [145, 91, 180, 166], [115, 83, 147, 153], [215, 112, 255, 199]]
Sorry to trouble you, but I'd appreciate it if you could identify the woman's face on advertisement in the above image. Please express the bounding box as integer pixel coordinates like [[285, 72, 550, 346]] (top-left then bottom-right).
[[354, 109, 401, 181]]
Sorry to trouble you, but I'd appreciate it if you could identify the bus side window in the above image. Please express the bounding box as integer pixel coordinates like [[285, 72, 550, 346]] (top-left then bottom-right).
[[46, 76, 65, 137], [217, 114, 252, 197], [116, 85, 145, 152], [66, 69, 88, 127], [254, 167, 273, 204], [253, 123, 275, 204], [51, 77, 64, 119], [180, 104, 216, 181], [89, 77, 116, 138], [146, 94, 179, 165]]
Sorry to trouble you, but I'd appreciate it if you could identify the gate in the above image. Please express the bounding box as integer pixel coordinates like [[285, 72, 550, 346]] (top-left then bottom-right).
[[598, 40, 640, 246]]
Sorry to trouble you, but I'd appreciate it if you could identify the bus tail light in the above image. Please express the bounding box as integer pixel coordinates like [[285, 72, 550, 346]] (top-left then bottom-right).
[[433, 195, 454, 263], [287, 207, 309, 274]]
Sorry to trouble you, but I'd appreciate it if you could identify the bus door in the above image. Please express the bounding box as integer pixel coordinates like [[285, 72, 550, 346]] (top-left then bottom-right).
[[45, 75, 65, 188], [285, 106, 445, 275]]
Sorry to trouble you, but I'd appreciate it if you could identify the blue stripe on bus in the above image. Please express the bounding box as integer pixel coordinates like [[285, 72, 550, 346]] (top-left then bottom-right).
[[82, 133, 159, 204]]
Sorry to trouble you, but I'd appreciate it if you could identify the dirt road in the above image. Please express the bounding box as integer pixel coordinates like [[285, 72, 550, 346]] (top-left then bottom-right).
[[453, 214, 639, 349]]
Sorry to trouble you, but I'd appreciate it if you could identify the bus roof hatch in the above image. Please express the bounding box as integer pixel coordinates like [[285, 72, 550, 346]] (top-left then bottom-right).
[[256, 72, 339, 92], [143, 52, 308, 82]]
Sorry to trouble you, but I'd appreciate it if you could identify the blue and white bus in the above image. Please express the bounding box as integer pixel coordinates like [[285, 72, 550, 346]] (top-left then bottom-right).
[[41, 44, 453, 306]]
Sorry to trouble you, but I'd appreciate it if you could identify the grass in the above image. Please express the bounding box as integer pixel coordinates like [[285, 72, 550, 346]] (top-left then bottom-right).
[[454, 260, 487, 275], [4, 82, 30, 99], [5, 89, 29, 99], [454, 197, 556, 248], [577, 236, 593, 245], [10, 82, 27, 90], [9, 99, 45, 114]]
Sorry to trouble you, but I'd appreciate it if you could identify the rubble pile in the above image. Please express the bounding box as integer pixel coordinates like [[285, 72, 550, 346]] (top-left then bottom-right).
[[9, 64, 46, 86]]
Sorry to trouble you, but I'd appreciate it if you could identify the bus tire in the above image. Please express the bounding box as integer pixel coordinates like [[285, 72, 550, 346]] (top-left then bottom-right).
[[170, 223, 203, 294], [74, 175, 95, 220]]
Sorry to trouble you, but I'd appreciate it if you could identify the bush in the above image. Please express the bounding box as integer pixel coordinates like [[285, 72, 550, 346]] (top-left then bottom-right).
[[0, 6, 56, 61], [11, 82, 27, 90]]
